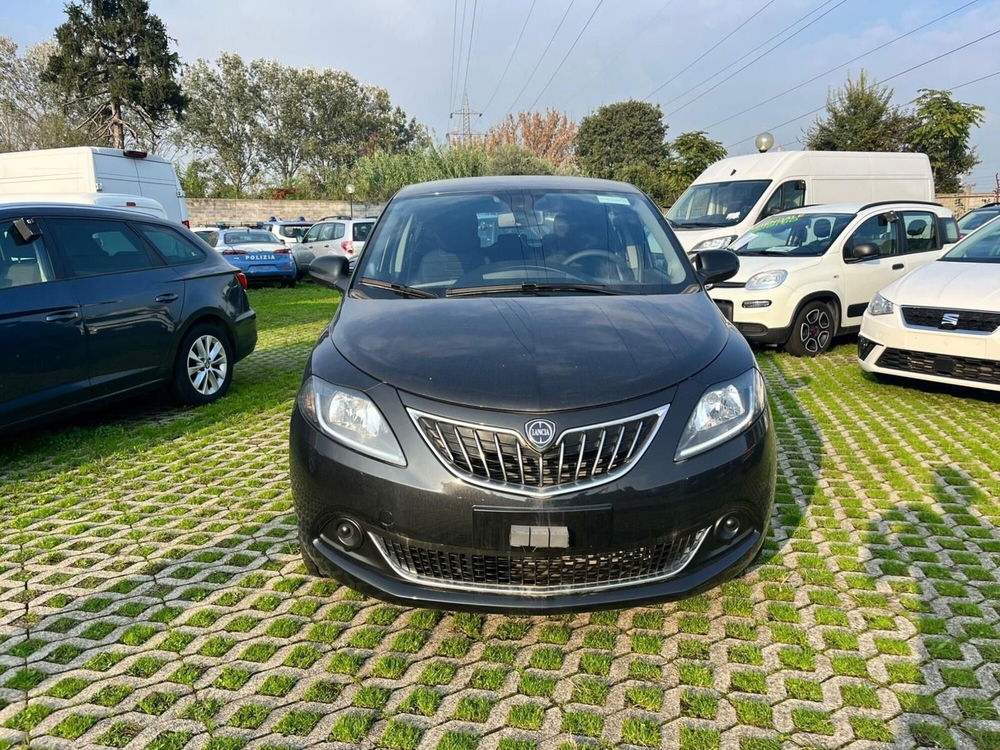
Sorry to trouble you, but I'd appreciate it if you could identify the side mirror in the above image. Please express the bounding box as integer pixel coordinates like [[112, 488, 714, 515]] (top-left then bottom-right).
[[695, 249, 740, 285], [309, 255, 350, 292], [850, 243, 880, 261]]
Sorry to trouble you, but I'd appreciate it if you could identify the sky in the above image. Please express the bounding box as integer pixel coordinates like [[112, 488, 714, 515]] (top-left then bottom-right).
[[4, 0, 1000, 190]]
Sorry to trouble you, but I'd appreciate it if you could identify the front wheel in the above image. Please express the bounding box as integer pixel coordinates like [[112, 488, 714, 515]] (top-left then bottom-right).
[[172, 324, 235, 405], [785, 301, 836, 357]]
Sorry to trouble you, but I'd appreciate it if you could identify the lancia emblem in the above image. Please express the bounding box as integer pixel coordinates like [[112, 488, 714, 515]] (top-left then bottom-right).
[[524, 419, 556, 450], [941, 312, 960, 328]]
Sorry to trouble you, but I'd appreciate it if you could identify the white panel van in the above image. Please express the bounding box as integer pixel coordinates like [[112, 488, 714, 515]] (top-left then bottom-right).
[[667, 151, 934, 252], [0, 147, 188, 226]]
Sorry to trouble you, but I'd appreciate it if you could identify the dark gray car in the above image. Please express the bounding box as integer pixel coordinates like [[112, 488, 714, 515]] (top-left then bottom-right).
[[0, 203, 257, 431]]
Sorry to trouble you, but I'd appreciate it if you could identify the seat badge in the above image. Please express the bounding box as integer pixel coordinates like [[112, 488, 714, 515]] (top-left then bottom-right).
[[524, 419, 556, 450], [940, 312, 959, 329]]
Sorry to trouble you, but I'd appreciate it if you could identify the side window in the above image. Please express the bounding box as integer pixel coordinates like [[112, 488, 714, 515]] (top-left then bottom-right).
[[47, 218, 160, 277], [0, 220, 55, 288], [332, 223, 346, 240], [901, 211, 939, 253], [318, 224, 336, 242], [302, 224, 322, 243], [849, 214, 899, 258], [761, 180, 806, 218], [353, 222, 373, 242], [136, 224, 206, 265]]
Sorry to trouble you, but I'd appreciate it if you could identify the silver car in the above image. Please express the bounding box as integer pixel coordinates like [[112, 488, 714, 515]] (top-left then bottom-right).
[[296, 216, 375, 274]]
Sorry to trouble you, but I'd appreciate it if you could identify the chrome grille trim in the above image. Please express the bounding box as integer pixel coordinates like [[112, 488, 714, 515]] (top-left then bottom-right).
[[407, 404, 669, 498], [371, 527, 709, 596]]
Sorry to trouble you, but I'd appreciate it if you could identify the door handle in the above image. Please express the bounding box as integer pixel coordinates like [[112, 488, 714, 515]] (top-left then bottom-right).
[[155, 293, 179, 303], [45, 310, 80, 322], [892, 263, 904, 270]]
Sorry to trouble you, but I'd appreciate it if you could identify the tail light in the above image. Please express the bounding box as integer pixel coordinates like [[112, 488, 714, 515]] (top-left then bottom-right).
[[125, 201, 137, 207], [276, 248, 291, 254], [221, 249, 247, 255], [341, 240, 355, 255], [182, 220, 190, 228], [235, 272, 248, 289]]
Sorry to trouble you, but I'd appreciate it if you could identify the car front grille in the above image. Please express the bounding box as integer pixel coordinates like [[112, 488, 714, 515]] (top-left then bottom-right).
[[374, 529, 708, 594], [901, 306, 1000, 333], [876, 347, 1000, 385], [409, 407, 666, 497]]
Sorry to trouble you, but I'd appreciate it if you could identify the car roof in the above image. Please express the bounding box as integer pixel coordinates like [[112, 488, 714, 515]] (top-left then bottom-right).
[[395, 175, 643, 198], [267, 220, 312, 225], [0, 201, 176, 225], [773, 201, 950, 217]]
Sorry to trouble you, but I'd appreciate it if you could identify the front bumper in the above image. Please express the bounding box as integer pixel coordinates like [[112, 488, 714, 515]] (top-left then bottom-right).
[[710, 288, 793, 344], [290, 387, 777, 613], [859, 310, 1000, 392]]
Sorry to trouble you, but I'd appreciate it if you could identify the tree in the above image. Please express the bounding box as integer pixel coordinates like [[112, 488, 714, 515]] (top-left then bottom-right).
[[664, 130, 726, 202], [577, 100, 667, 179], [253, 61, 311, 186], [181, 54, 264, 197], [804, 71, 914, 152], [909, 89, 984, 193], [485, 110, 577, 166], [43, 0, 186, 149], [486, 145, 554, 175]]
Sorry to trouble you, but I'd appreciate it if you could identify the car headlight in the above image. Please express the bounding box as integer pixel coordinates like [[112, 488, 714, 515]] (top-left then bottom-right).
[[692, 235, 737, 252], [868, 293, 894, 316], [676, 368, 766, 460], [297, 376, 405, 465], [745, 269, 787, 291]]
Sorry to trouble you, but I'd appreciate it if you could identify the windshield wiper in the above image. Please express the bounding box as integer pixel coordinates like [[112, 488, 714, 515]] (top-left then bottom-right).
[[738, 249, 789, 256], [359, 277, 437, 299], [446, 282, 626, 297]]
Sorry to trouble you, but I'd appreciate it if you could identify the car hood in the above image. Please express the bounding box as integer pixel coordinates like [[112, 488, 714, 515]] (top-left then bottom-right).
[[331, 292, 727, 411], [728, 254, 822, 283], [881, 259, 1000, 309]]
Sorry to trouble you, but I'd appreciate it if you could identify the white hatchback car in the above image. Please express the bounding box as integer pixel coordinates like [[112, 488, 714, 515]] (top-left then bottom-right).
[[708, 201, 958, 356], [859, 215, 1000, 391]]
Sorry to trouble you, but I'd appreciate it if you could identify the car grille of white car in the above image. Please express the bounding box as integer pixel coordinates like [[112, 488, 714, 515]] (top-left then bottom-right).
[[877, 348, 1000, 385], [901, 307, 1000, 333], [409, 407, 667, 497]]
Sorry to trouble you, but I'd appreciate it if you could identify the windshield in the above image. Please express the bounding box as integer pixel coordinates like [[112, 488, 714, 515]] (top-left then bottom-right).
[[942, 215, 1000, 263], [733, 213, 852, 257], [667, 180, 771, 228], [957, 209, 1000, 233], [194, 230, 217, 247], [279, 225, 310, 239], [223, 230, 277, 245], [356, 188, 694, 297]]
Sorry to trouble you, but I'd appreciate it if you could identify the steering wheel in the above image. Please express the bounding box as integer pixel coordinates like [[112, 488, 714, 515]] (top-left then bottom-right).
[[454, 261, 589, 287], [562, 249, 634, 280]]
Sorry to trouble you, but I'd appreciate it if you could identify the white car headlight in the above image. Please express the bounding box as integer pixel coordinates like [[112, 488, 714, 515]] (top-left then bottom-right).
[[676, 368, 766, 460], [868, 293, 894, 316], [692, 235, 737, 252], [745, 269, 787, 291], [298, 376, 405, 465]]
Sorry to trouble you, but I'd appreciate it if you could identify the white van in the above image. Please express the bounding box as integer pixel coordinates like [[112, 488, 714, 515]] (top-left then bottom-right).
[[0, 193, 168, 220], [667, 151, 934, 252], [0, 147, 189, 226]]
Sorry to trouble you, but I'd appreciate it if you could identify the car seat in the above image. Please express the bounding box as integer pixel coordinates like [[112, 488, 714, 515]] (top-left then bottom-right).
[[905, 219, 932, 253]]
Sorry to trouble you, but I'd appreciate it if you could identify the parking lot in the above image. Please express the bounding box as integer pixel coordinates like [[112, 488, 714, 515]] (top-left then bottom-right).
[[1, 284, 998, 750]]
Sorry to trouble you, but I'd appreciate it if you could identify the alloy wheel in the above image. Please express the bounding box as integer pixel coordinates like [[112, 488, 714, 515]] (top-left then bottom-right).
[[186, 334, 228, 396], [799, 308, 832, 354]]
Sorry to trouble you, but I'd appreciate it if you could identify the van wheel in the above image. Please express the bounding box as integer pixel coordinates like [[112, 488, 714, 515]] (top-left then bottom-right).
[[172, 324, 235, 405], [785, 301, 835, 357]]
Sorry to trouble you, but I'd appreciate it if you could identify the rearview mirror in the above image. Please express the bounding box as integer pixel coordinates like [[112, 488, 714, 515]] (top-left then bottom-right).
[[12, 217, 40, 244], [850, 243, 880, 260], [695, 249, 740, 285], [309, 255, 350, 292]]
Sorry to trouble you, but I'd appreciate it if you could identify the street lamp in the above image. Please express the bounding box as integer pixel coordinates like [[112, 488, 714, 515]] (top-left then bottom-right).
[[346, 183, 355, 219], [754, 132, 774, 153]]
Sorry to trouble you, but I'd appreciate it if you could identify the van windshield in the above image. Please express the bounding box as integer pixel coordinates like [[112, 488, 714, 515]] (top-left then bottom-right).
[[667, 180, 770, 228], [733, 213, 852, 257]]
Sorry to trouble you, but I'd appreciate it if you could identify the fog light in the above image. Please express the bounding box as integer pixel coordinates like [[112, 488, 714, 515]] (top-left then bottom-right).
[[716, 514, 742, 542], [334, 518, 363, 550], [742, 300, 772, 308]]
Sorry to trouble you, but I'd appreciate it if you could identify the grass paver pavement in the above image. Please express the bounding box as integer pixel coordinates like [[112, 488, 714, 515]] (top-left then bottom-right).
[[0, 284, 998, 748]]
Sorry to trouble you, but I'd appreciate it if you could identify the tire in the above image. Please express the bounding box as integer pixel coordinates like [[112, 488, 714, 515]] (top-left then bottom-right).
[[172, 323, 235, 405], [785, 300, 836, 357], [301, 548, 322, 576], [282, 278, 297, 288]]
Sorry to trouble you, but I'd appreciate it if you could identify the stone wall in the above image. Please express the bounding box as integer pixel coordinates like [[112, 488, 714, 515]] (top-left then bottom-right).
[[936, 193, 997, 217], [186, 198, 384, 227]]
